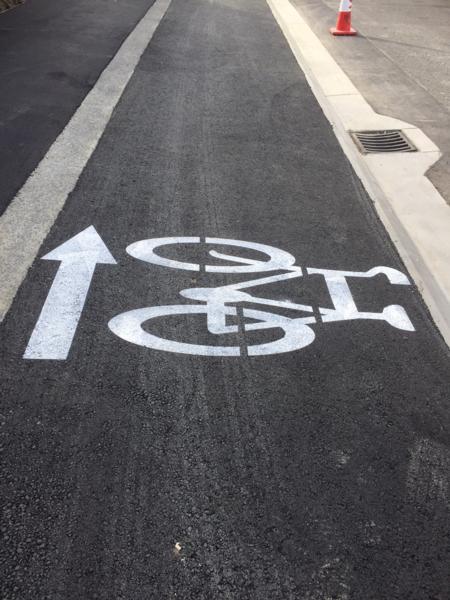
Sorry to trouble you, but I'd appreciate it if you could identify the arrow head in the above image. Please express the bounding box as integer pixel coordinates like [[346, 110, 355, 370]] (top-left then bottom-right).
[[42, 226, 117, 264]]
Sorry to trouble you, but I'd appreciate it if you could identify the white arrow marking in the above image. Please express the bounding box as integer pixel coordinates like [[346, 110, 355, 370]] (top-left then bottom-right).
[[24, 226, 116, 360]]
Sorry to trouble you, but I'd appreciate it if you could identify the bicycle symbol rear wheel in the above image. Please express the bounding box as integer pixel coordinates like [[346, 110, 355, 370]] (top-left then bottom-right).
[[108, 304, 316, 356]]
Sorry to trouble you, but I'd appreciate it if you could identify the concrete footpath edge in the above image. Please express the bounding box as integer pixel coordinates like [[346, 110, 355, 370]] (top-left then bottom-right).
[[267, 0, 450, 347]]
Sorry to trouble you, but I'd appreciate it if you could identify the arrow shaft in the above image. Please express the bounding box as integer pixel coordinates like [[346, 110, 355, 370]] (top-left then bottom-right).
[[24, 260, 97, 360]]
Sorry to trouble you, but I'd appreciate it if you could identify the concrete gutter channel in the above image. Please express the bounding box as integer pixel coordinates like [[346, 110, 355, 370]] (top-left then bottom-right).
[[268, 0, 450, 347]]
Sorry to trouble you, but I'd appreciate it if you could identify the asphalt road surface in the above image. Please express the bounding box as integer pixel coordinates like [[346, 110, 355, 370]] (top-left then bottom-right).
[[1, 0, 450, 598], [0, 0, 156, 215]]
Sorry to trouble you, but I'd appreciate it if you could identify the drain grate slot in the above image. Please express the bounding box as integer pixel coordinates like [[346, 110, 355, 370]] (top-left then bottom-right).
[[351, 130, 417, 154]]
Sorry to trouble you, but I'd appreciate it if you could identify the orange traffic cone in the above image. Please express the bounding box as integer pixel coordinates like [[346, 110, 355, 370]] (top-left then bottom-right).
[[330, 0, 357, 36]]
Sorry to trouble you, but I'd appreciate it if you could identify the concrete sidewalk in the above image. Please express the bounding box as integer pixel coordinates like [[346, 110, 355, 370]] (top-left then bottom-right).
[[290, 0, 450, 205]]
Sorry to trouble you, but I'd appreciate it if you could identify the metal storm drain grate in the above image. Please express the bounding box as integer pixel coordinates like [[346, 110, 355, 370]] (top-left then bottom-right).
[[351, 130, 417, 154]]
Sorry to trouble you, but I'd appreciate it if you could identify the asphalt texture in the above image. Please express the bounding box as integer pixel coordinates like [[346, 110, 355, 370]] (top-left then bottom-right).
[[1, 0, 450, 598], [0, 0, 155, 215]]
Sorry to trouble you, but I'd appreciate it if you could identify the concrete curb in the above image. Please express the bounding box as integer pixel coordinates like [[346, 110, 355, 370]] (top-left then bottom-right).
[[267, 0, 450, 347]]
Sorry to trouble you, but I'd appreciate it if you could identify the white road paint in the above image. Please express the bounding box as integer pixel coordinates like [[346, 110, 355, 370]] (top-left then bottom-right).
[[126, 237, 297, 273], [108, 236, 414, 357], [204, 238, 296, 273], [0, 0, 172, 322], [24, 227, 116, 360], [308, 267, 415, 331], [108, 305, 317, 357], [23, 233, 414, 359], [116, 237, 317, 355], [109, 305, 242, 357]]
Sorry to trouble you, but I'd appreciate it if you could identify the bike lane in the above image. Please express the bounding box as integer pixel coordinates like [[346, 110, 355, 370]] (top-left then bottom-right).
[[1, 0, 450, 598]]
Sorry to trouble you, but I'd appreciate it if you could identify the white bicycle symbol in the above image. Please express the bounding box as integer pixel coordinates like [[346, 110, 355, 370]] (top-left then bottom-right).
[[108, 237, 415, 356]]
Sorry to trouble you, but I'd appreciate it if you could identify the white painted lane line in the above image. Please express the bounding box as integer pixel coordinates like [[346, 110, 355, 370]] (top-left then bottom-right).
[[0, 0, 172, 322], [24, 227, 116, 361]]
